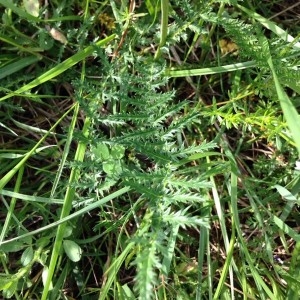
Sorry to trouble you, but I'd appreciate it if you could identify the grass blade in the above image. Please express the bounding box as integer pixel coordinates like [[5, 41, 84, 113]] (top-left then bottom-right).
[[0, 56, 40, 79], [0, 104, 76, 191], [165, 61, 257, 77], [262, 37, 300, 156], [0, 34, 116, 102]]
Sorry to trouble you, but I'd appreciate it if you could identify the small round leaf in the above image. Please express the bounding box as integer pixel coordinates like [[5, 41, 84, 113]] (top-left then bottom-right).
[[111, 145, 125, 159], [21, 246, 33, 266], [63, 240, 82, 262], [92, 143, 110, 161]]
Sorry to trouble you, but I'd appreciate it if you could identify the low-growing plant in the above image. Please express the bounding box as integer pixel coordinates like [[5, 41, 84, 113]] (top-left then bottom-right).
[[0, 0, 300, 299]]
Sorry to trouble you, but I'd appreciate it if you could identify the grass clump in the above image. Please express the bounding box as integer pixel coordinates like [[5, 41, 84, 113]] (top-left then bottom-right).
[[1, 0, 300, 299]]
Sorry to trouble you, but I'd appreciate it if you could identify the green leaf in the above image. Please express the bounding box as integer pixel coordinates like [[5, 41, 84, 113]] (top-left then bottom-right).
[[0, 56, 40, 80], [103, 160, 122, 176], [271, 215, 300, 241], [287, 241, 300, 298], [63, 240, 82, 262], [274, 185, 298, 202], [165, 61, 257, 77], [37, 237, 51, 248], [0, 275, 15, 290], [21, 246, 33, 266], [237, 4, 300, 50], [145, 0, 160, 16], [62, 226, 73, 238], [263, 36, 300, 157], [38, 30, 54, 50], [119, 283, 136, 299], [0, 33, 42, 58], [93, 143, 110, 161], [0, 34, 116, 102], [3, 279, 18, 298], [111, 145, 125, 159], [0, 241, 25, 253]]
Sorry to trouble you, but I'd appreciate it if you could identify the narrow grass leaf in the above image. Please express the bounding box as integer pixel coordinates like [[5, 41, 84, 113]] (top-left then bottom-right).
[[0, 122, 18, 136], [154, 0, 169, 59], [0, 190, 64, 204], [271, 215, 300, 242], [237, 4, 300, 50], [21, 246, 34, 266], [213, 219, 235, 299], [0, 186, 130, 247], [0, 34, 116, 102], [165, 61, 257, 77], [42, 115, 93, 299], [51, 103, 79, 197], [161, 224, 179, 276], [0, 56, 40, 79], [274, 185, 298, 202], [196, 226, 208, 300], [0, 104, 76, 191], [12, 118, 57, 134], [264, 38, 300, 156], [0, 33, 43, 58], [230, 171, 275, 299], [0, 166, 24, 246], [99, 241, 135, 300]]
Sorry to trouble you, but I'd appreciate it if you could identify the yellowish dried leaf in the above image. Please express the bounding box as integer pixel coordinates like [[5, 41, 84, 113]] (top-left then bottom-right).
[[49, 28, 68, 45], [23, 0, 39, 17]]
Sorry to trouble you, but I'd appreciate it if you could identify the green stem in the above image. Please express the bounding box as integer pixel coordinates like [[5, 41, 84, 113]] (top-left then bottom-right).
[[154, 0, 169, 60]]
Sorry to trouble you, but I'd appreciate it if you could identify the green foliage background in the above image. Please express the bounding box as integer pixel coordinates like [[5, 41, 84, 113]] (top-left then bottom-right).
[[0, 0, 300, 299]]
